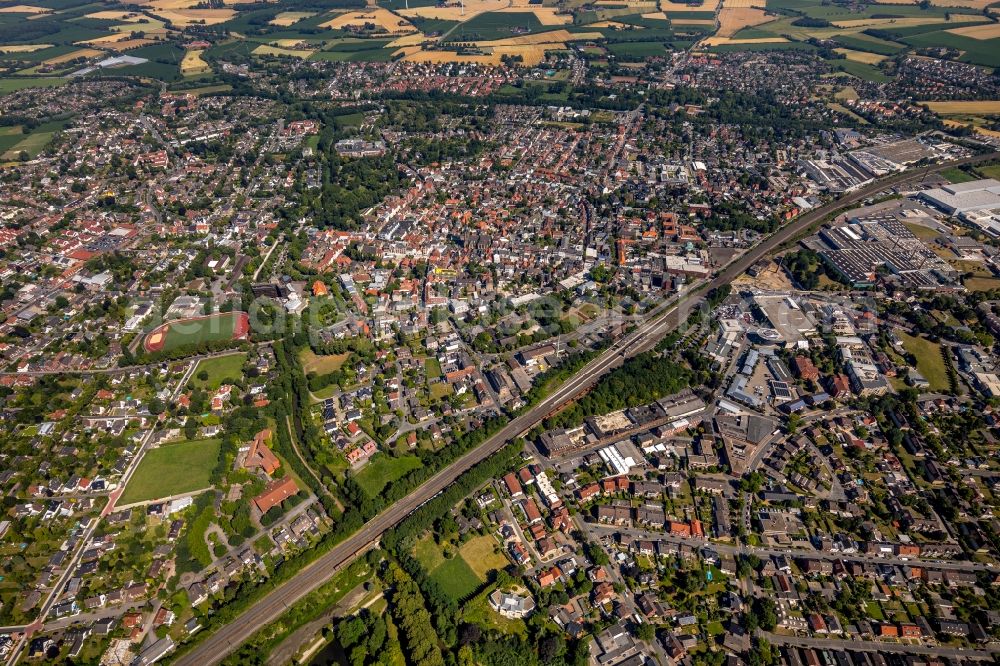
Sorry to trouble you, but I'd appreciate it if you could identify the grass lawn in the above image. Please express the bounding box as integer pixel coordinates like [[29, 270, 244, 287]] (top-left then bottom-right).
[[310, 382, 341, 401], [866, 600, 885, 620], [300, 349, 350, 375], [977, 164, 1000, 180], [940, 166, 976, 184], [903, 221, 942, 241], [429, 555, 481, 601], [459, 535, 508, 579], [424, 356, 442, 378], [413, 534, 446, 571], [118, 439, 221, 504], [353, 453, 422, 497], [429, 382, 452, 400], [897, 331, 949, 391], [192, 353, 246, 390]]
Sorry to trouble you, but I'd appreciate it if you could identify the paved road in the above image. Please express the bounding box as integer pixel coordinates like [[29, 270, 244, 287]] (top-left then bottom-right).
[[760, 631, 1000, 660], [586, 523, 996, 573], [173, 151, 1000, 666], [0, 348, 248, 378]]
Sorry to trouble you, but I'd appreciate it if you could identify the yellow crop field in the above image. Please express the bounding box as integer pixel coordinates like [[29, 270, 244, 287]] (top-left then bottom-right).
[[0, 4, 49, 12], [661, 0, 720, 12], [181, 49, 211, 74], [702, 35, 788, 45], [44, 48, 101, 64], [671, 17, 715, 23], [493, 44, 554, 64], [268, 11, 316, 26], [641, 10, 669, 18], [149, 8, 235, 25], [404, 49, 501, 64], [942, 119, 1000, 139], [321, 8, 416, 33], [0, 43, 52, 53], [495, 6, 571, 24], [398, 0, 506, 21], [107, 38, 157, 50], [85, 10, 140, 20], [387, 32, 428, 47], [834, 47, 888, 63], [946, 22, 1000, 39], [717, 7, 772, 36], [595, 0, 657, 7], [477, 28, 601, 45], [252, 44, 315, 58], [391, 45, 424, 58], [927, 101, 1000, 114], [82, 32, 133, 44], [141, 0, 197, 8]]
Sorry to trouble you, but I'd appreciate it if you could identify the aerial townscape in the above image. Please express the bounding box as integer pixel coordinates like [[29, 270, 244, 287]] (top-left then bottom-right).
[[4, 0, 1000, 664]]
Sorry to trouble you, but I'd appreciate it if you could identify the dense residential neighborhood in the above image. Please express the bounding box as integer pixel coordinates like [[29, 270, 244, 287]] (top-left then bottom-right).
[[1, 0, 1000, 663]]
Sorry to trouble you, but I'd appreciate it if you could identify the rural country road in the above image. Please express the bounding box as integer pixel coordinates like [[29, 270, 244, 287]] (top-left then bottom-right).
[[172, 151, 1000, 666]]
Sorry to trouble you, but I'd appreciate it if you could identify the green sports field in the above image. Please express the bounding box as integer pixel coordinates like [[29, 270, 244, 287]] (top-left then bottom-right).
[[118, 438, 222, 505], [144, 311, 249, 353]]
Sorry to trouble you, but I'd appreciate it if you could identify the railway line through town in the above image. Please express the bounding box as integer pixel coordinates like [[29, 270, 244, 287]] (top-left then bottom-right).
[[162, 150, 1000, 666]]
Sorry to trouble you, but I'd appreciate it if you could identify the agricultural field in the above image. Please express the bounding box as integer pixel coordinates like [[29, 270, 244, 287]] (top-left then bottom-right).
[[253, 43, 316, 58], [832, 32, 905, 55], [353, 453, 423, 497], [0, 76, 66, 95], [708, 0, 987, 58], [398, 0, 511, 21], [833, 47, 887, 64], [0, 119, 68, 159], [660, 0, 721, 13], [495, 5, 572, 24], [143, 311, 250, 354], [828, 58, 889, 82], [883, 23, 1000, 66], [925, 101, 1000, 115], [118, 439, 222, 505], [443, 11, 546, 41], [0, 5, 52, 13], [607, 39, 667, 57], [192, 353, 246, 391], [0, 43, 53, 53], [268, 11, 316, 26], [320, 8, 416, 34], [180, 48, 210, 75]]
